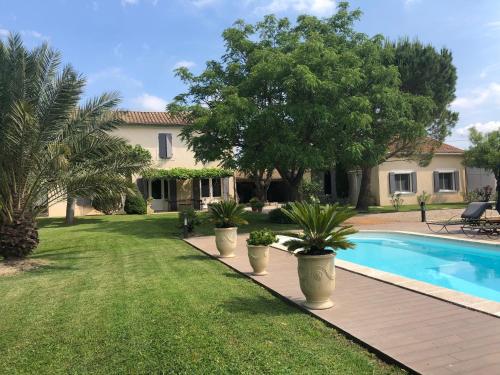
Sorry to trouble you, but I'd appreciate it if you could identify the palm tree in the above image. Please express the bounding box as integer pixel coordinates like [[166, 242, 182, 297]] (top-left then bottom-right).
[[0, 34, 149, 259], [207, 200, 248, 228]]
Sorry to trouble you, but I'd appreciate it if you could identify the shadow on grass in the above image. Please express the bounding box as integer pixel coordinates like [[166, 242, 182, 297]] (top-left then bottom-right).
[[175, 254, 211, 261], [219, 295, 300, 316]]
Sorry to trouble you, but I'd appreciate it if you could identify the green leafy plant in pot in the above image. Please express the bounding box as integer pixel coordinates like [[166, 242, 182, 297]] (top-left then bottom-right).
[[246, 229, 277, 276], [249, 197, 265, 212], [282, 202, 357, 310], [207, 200, 248, 258]]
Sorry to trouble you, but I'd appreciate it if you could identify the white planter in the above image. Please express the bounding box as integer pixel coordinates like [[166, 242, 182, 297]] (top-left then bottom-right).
[[214, 227, 238, 258], [247, 245, 269, 275], [296, 253, 335, 310]]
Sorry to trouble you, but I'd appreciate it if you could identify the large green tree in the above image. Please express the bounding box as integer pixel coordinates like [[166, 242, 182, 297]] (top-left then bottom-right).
[[0, 35, 149, 258], [172, 4, 368, 200], [464, 129, 500, 212], [350, 38, 458, 211]]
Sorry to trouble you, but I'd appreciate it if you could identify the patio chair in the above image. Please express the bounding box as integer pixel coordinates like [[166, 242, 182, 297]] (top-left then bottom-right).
[[462, 218, 500, 238], [426, 202, 492, 234]]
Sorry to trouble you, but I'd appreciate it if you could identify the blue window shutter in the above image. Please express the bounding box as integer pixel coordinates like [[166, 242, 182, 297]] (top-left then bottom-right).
[[158, 133, 167, 159], [433, 171, 440, 192], [411, 172, 417, 193], [388, 173, 396, 194], [166, 133, 173, 158]]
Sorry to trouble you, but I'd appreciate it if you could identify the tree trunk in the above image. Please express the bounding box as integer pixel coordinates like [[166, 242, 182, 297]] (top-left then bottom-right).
[[277, 167, 305, 202], [356, 166, 372, 212], [0, 211, 39, 259], [330, 168, 338, 202], [65, 196, 76, 225], [251, 169, 273, 202]]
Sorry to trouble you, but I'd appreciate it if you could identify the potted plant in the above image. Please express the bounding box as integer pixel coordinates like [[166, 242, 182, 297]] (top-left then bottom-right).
[[246, 229, 277, 275], [282, 202, 357, 310], [207, 200, 248, 258], [249, 197, 265, 213], [146, 197, 154, 215]]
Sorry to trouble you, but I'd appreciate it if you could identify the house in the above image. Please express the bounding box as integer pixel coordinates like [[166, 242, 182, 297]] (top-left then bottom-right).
[[47, 111, 236, 217], [346, 141, 467, 206]]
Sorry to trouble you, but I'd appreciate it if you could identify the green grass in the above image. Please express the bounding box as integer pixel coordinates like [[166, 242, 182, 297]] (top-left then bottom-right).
[[361, 202, 467, 214], [0, 213, 405, 374]]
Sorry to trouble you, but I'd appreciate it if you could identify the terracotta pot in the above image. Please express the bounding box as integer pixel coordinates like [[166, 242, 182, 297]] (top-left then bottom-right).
[[214, 227, 238, 258], [247, 245, 269, 275], [296, 252, 335, 310]]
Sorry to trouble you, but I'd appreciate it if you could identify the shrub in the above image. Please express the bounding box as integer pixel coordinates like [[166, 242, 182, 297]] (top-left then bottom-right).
[[124, 190, 147, 215], [390, 193, 404, 211], [247, 229, 277, 246], [92, 193, 123, 215], [417, 191, 431, 205], [249, 197, 265, 212], [463, 186, 495, 203], [300, 181, 324, 203], [268, 203, 295, 224], [178, 208, 200, 234], [207, 200, 248, 228]]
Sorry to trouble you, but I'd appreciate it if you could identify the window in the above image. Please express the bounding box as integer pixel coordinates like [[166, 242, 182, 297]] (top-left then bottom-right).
[[395, 173, 411, 192], [389, 171, 416, 194], [212, 178, 222, 197], [151, 179, 162, 199], [200, 178, 224, 198], [201, 178, 210, 198], [434, 171, 459, 192]]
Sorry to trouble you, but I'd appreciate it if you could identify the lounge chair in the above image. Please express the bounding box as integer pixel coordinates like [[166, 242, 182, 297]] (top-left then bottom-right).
[[426, 202, 492, 234], [462, 216, 500, 238]]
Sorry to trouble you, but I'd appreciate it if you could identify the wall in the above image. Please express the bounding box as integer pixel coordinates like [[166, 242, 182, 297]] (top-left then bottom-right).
[[466, 167, 496, 191], [376, 154, 466, 206]]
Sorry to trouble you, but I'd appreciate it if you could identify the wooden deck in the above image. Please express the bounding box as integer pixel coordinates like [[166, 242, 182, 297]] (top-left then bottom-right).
[[185, 235, 500, 375]]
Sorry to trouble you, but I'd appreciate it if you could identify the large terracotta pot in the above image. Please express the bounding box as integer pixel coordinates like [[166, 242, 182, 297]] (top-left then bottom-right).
[[247, 245, 269, 275], [214, 227, 238, 258], [296, 252, 335, 310]]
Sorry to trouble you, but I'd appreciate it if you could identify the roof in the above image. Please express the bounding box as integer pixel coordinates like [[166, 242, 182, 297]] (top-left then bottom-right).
[[421, 139, 464, 154], [117, 111, 188, 126]]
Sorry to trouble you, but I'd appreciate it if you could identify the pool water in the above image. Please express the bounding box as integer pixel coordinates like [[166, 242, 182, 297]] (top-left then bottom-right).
[[336, 232, 500, 302]]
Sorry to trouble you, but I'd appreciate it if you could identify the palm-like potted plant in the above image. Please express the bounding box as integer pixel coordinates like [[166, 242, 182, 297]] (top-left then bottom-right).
[[282, 202, 357, 310], [207, 200, 248, 258], [246, 229, 277, 275]]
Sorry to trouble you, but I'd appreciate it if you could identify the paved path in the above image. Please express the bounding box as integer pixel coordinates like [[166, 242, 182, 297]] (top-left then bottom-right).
[[185, 235, 500, 375]]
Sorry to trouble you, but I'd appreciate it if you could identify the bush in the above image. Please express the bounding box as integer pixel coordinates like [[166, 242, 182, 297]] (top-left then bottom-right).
[[92, 193, 123, 215], [124, 190, 147, 214], [463, 185, 495, 203], [299, 181, 324, 203], [247, 229, 277, 246], [417, 191, 431, 205], [268, 203, 295, 224], [249, 197, 265, 212], [178, 208, 200, 235], [390, 193, 404, 211]]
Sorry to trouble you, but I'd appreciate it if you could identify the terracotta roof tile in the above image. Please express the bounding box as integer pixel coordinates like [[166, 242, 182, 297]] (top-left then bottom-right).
[[420, 138, 464, 154], [117, 111, 189, 126]]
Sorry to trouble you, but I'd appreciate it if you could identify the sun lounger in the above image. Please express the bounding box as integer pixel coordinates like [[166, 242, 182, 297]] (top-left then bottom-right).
[[426, 202, 492, 234]]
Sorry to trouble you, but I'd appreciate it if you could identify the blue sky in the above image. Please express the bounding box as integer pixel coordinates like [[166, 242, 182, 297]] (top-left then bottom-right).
[[1, 0, 500, 149]]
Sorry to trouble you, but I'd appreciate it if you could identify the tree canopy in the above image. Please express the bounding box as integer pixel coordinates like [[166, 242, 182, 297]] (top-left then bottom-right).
[[464, 129, 500, 212]]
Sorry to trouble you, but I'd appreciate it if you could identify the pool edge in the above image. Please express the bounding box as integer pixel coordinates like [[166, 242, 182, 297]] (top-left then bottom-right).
[[272, 231, 500, 318]]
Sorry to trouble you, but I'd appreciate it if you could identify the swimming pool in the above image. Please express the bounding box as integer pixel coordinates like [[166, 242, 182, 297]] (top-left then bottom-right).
[[337, 232, 500, 302]]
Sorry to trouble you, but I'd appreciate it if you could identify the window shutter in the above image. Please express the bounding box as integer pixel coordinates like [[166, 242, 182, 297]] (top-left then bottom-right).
[[411, 172, 417, 193], [454, 171, 460, 191], [222, 177, 230, 199], [169, 179, 177, 211], [158, 133, 167, 159], [433, 171, 440, 192], [388, 173, 396, 194], [136, 178, 149, 200], [166, 133, 173, 158], [192, 178, 201, 210]]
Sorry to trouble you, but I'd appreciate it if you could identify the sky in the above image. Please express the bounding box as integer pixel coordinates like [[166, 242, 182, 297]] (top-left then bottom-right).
[[1, 0, 500, 149]]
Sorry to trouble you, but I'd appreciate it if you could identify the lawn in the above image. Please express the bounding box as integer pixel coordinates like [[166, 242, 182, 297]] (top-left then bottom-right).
[[0, 213, 405, 374], [363, 202, 467, 214]]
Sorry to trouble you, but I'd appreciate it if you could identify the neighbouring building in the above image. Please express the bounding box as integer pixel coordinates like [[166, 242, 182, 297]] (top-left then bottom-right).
[[345, 142, 467, 206], [47, 111, 236, 217]]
